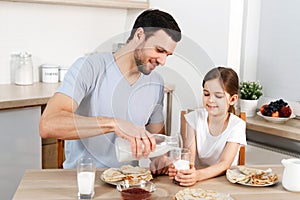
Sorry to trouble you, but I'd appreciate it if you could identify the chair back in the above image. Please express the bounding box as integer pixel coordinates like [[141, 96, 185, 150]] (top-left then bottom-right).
[[238, 112, 246, 165], [57, 139, 64, 168]]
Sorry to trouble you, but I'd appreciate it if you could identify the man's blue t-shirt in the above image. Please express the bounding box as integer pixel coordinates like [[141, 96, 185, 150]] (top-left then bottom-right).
[[57, 52, 164, 168]]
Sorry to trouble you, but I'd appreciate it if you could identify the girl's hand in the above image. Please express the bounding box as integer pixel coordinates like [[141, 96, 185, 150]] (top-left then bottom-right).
[[174, 165, 197, 187], [168, 164, 177, 180]]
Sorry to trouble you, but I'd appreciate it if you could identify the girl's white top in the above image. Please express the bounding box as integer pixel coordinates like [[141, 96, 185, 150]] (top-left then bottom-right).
[[185, 108, 247, 167]]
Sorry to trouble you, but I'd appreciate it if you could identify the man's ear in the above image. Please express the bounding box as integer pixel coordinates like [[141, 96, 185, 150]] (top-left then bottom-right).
[[134, 27, 145, 41], [229, 94, 239, 105]]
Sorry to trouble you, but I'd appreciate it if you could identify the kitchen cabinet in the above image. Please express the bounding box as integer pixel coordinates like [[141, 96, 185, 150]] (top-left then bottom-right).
[[247, 115, 300, 141], [0, 0, 149, 9], [0, 106, 41, 200], [0, 83, 60, 200], [246, 116, 300, 165]]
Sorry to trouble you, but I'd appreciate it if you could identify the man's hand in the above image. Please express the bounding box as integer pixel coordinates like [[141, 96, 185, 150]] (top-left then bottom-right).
[[150, 155, 173, 175], [113, 118, 156, 160]]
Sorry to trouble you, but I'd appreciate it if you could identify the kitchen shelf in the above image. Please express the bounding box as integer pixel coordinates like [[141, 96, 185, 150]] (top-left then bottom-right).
[[0, 0, 149, 9]]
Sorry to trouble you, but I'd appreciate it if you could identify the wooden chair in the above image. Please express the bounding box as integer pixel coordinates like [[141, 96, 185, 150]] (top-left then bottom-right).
[[57, 139, 64, 168], [180, 110, 246, 166], [237, 112, 246, 165]]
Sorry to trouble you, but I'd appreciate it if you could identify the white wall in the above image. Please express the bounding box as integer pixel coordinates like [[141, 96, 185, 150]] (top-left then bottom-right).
[[0, 1, 128, 84], [148, 0, 231, 134], [239, 0, 300, 115], [149, 0, 230, 66], [0, 1, 232, 134], [240, 0, 261, 82], [256, 0, 300, 102]]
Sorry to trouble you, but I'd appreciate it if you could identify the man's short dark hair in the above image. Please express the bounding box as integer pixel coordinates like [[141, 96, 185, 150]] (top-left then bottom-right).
[[127, 9, 181, 43]]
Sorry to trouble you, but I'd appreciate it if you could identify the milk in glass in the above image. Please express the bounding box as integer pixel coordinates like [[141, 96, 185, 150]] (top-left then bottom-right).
[[173, 159, 190, 170], [77, 158, 96, 199], [77, 172, 95, 195]]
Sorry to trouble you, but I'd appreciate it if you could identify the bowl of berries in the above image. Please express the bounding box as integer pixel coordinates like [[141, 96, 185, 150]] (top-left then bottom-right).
[[258, 99, 295, 123]]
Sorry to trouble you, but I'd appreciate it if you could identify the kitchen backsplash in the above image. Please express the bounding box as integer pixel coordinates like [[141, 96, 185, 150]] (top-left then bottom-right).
[[0, 1, 129, 84]]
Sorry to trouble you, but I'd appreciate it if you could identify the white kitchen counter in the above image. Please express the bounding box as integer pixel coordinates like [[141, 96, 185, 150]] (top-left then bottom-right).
[[0, 82, 60, 110], [247, 115, 300, 142]]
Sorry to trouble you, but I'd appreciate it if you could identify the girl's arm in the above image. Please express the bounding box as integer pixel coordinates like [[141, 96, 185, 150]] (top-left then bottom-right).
[[194, 142, 240, 181], [175, 141, 240, 186]]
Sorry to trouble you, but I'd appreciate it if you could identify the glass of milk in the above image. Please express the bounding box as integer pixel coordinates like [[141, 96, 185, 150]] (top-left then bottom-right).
[[169, 148, 191, 184], [77, 157, 96, 199]]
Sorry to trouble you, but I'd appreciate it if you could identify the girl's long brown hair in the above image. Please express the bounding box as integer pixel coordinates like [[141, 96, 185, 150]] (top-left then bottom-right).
[[202, 67, 239, 114]]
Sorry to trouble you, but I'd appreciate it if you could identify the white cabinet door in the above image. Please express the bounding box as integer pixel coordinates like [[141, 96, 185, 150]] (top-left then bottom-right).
[[0, 107, 41, 200], [246, 143, 298, 165]]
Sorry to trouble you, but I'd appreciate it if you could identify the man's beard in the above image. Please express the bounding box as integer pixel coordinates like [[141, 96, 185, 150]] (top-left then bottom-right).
[[137, 64, 150, 75], [134, 49, 151, 75]]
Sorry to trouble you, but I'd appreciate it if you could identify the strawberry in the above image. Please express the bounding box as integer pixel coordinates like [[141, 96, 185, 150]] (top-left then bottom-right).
[[279, 106, 292, 118]]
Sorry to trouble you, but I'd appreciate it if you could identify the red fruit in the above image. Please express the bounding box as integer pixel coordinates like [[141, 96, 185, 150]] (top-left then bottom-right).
[[260, 104, 268, 115], [279, 106, 292, 118], [271, 111, 279, 118]]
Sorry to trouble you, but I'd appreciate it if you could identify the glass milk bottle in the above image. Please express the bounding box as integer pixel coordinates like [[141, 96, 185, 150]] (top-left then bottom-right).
[[15, 52, 33, 85], [115, 134, 181, 162]]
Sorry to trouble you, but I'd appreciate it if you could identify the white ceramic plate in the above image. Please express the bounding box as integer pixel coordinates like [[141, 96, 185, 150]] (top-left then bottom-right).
[[226, 168, 278, 187], [257, 111, 295, 123]]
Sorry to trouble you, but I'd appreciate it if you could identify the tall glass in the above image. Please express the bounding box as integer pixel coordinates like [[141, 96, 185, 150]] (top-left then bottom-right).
[[169, 148, 191, 185], [77, 158, 96, 199]]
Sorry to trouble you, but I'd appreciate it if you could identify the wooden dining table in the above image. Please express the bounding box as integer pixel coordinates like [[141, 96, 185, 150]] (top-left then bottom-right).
[[13, 165, 299, 200]]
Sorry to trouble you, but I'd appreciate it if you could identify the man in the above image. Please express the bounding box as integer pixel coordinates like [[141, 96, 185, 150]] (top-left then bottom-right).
[[39, 9, 181, 170]]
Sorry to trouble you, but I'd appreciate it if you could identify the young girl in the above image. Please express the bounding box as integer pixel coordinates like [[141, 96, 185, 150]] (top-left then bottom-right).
[[169, 67, 247, 186]]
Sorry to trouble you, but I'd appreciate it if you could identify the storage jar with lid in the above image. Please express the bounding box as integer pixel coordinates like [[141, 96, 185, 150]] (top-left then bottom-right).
[[41, 64, 59, 83], [59, 66, 69, 82], [14, 52, 33, 85]]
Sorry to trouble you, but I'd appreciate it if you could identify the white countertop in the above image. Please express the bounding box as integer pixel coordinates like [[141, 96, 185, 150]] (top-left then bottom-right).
[[0, 82, 60, 110]]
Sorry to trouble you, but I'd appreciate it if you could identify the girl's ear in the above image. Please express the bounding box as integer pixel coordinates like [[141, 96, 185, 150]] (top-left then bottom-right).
[[229, 94, 239, 105]]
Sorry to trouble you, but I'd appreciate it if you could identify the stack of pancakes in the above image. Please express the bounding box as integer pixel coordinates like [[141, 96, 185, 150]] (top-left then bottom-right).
[[102, 165, 153, 185], [226, 166, 278, 185]]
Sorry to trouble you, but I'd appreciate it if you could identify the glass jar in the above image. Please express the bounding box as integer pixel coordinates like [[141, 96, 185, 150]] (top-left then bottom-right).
[[14, 52, 33, 85], [10, 52, 20, 83]]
